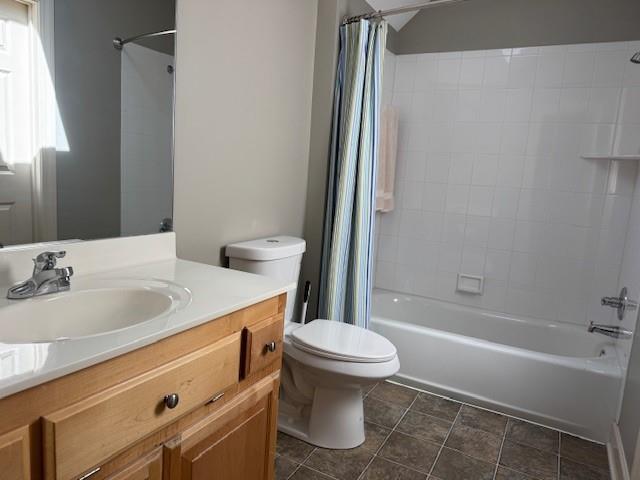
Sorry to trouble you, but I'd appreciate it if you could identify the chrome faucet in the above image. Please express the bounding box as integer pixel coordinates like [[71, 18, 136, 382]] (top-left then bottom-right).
[[588, 322, 633, 339], [6, 251, 74, 300]]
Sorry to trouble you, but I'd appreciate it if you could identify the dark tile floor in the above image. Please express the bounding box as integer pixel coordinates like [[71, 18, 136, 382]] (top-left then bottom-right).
[[275, 382, 610, 480]]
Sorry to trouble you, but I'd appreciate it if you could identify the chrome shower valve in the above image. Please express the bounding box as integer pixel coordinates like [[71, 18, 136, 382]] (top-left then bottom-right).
[[601, 287, 638, 321]]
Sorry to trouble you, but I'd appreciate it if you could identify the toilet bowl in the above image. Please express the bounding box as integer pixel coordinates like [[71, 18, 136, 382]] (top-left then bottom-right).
[[279, 320, 399, 449], [226, 236, 400, 449]]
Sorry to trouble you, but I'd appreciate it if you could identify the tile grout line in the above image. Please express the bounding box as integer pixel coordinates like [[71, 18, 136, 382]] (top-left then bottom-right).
[[491, 418, 509, 480], [386, 380, 560, 438], [557, 432, 561, 480], [285, 445, 318, 480], [356, 382, 399, 480], [390, 379, 609, 452], [299, 464, 341, 480], [285, 462, 300, 479], [373, 385, 566, 477], [366, 399, 458, 436], [356, 392, 420, 480], [282, 382, 608, 480], [559, 454, 611, 473], [364, 397, 510, 477], [372, 455, 432, 477], [427, 403, 463, 478], [373, 408, 502, 467]]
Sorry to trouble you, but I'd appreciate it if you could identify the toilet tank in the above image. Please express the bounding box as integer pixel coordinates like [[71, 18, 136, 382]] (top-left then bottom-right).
[[225, 236, 306, 323]]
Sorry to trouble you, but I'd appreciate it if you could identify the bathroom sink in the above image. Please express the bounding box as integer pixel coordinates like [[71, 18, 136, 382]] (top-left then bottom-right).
[[0, 279, 191, 343]]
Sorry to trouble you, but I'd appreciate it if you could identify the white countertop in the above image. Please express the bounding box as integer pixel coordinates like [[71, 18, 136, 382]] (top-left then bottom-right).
[[0, 258, 292, 399]]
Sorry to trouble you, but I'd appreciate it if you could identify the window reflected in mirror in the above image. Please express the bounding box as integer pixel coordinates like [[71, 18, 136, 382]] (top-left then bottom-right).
[[0, 0, 176, 248]]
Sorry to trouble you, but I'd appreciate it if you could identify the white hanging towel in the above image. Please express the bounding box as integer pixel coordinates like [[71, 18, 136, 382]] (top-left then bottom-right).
[[376, 105, 399, 212]]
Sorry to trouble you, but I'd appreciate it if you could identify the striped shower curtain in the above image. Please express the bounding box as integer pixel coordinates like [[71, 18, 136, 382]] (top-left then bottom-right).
[[318, 19, 387, 329]]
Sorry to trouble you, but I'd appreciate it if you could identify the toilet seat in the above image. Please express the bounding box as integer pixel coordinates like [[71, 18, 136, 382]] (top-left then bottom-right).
[[290, 319, 397, 363]]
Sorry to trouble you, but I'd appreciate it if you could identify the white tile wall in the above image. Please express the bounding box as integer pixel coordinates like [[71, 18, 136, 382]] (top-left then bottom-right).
[[375, 40, 640, 326], [121, 44, 174, 236]]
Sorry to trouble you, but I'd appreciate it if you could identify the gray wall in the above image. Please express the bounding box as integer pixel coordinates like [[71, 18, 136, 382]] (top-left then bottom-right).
[[341, 0, 400, 52], [172, 0, 317, 267], [300, 0, 377, 319], [395, 0, 640, 54], [302, 0, 401, 319], [54, 0, 175, 240], [299, 0, 343, 321], [299, 0, 425, 319]]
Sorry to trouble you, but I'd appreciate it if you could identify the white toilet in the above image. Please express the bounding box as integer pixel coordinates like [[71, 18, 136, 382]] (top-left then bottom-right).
[[226, 236, 399, 449]]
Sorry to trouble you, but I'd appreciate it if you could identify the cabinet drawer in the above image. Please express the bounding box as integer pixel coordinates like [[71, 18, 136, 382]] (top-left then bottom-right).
[[106, 448, 162, 480], [241, 315, 283, 378], [43, 333, 241, 480]]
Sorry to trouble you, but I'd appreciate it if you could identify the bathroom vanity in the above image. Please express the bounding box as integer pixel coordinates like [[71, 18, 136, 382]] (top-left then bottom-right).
[[0, 234, 290, 480]]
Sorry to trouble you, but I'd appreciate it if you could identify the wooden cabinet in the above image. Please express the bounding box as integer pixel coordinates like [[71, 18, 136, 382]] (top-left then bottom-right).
[[241, 315, 283, 378], [0, 426, 31, 480], [43, 334, 241, 480], [165, 374, 279, 480], [0, 294, 285, 480], [106, 449, 163, 480]]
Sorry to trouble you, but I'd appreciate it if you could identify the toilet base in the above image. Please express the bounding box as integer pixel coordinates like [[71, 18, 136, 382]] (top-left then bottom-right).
[[278, 386, 365, 449]]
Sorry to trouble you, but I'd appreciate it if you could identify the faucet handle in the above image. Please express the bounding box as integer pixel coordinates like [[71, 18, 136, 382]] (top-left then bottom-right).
[[33, 251, 67, 272], [601, 287, 638, 321]]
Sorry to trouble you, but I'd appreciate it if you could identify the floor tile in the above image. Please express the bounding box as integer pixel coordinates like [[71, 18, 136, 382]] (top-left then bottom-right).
[[379, 431, 441, 473], [495, 466, 540, 479], [363, 382, 379, 397], [396, 410, 452, 444], [560, 458, 610, 480], [506, 419, 559, 453], [277, 432, 315, 463], [456, 405, 508, 435], [275, 455, 299, 480], [361, 456, 427, 479], [304, 445, 373, 480], [560, 433, 609, 470], [445, 423, 502, 463], [431, 447, 495, 480], [364, 396, 407, 428], [411, 393, 461, 422], [289, 466, 334, 480], [362, 421, 391, 452], [499, 441, 558, 480], [370, 382, 419, 408]]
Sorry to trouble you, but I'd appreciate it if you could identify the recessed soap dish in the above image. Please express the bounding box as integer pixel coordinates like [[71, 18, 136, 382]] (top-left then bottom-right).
[[457, 274, 484, 295]]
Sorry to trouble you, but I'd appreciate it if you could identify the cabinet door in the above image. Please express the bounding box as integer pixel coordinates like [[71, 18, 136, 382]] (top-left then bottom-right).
[[106, 448, 163, 480], [166, 374, 279, 480], [0, 426, 31, 480]]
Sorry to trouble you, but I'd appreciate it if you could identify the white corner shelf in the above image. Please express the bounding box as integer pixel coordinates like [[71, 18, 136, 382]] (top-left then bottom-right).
[[581, 154, 640, 161]]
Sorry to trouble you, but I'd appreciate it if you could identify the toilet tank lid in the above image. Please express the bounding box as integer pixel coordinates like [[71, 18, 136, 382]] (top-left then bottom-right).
[[226, 236, 306, 261]]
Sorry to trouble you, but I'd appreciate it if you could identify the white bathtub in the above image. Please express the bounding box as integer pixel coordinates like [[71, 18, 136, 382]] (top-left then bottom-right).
[[370, 289, 622, 442]]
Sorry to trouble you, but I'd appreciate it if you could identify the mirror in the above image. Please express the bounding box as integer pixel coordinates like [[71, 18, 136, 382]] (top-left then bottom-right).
[[0, 0, 176, 248]]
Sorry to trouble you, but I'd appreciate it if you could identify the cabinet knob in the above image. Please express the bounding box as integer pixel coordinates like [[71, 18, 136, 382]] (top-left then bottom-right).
[[164, 393, 180, 409], [266, 341, 277, 353]]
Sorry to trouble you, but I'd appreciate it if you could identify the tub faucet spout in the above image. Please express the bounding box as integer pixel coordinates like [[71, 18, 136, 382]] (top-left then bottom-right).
[[588, 322, 632, 339]]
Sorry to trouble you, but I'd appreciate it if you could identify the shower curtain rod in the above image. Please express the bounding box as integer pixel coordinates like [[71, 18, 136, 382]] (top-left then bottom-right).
[[113, 29, 176, 50], [343, 0, 470, 24]]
